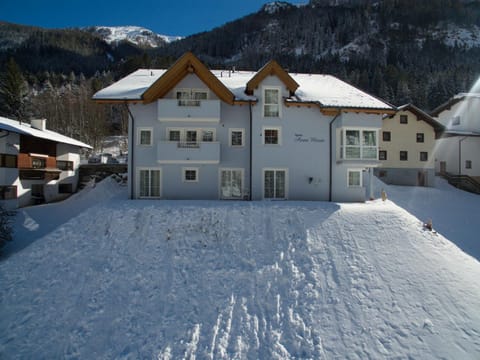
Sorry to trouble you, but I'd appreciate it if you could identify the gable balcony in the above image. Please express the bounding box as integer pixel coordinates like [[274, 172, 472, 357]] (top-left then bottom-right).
[[157, 99, 221, 123], [157, 141, 220, 164]]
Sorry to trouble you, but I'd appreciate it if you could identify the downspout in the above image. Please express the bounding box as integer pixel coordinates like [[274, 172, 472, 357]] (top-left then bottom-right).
[[459, 136, 468, 175], [124, 102, 135, 199], [329, 110, 341, 202], [248, 100, 253, 201]]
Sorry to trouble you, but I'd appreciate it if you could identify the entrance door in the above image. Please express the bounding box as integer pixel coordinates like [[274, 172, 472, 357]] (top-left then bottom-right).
[[264, 169, 287, 199], [440, 161, 446, 174], [220, 169, 243, 199], [417, 171, 427, 187]]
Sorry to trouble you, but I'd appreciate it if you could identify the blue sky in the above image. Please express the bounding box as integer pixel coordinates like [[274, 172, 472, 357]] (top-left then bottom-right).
[[0, 0, 306, 37]]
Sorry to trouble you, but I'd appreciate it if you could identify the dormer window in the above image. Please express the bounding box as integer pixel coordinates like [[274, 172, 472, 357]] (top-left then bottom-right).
[[176, 89, 208, 106], [263, 87, 281, 117]]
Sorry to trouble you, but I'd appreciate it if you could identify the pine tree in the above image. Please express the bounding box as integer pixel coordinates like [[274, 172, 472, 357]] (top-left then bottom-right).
[[0, 58, 29, 121]]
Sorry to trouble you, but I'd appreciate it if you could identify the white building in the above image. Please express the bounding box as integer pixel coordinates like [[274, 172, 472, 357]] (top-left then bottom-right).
[[93, 52, 394, 202], [431, 93, 480, 181], [0, 117, 92, 208]]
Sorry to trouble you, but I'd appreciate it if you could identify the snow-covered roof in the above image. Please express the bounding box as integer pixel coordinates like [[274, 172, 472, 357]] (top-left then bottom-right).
[[454, 92, 480, 99], [444, 130, 480, 136], [0, 117, 92, 149], [93, 68, 393, 110], [93, 69, 167, 101], [289, 73, 392, 109]]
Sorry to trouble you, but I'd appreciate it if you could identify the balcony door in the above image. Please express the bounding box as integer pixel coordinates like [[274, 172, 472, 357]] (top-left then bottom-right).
[[220, 169, 243, 199], [263, 169, 287, 200], [138, 168, 161, 198]]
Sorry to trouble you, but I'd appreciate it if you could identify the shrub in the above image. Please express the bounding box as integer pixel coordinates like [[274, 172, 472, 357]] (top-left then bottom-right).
[[0, 205, 15, 250]]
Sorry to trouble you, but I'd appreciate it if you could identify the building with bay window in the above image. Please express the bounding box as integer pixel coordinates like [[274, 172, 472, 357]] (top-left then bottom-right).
[[93, 52, 394, 202], [0, 117, 91, 208]]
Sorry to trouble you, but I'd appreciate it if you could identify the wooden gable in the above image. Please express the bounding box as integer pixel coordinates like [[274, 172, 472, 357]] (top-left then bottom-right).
[[142, 52, 235, 105], [246, 60, 299, 96]]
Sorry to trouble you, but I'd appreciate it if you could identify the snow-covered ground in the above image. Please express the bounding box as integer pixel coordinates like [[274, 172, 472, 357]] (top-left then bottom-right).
[[1, 177, 479, 359]]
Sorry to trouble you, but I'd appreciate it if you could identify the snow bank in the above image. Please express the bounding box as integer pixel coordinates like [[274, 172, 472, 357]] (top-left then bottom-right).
[[376, 176, 480, 260], [1, 179, 479, 359], [5, 177, 126, 256]]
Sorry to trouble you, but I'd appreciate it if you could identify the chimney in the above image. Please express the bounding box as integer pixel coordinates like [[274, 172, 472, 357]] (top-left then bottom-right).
[[31, 119, 47, 131]]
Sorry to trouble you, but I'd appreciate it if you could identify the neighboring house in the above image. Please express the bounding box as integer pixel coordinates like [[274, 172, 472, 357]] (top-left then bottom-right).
[[0, 117, 92, 208], [93, 52, 394, 202], [431, 93, 480, 180], [375, 104, 444, 187]]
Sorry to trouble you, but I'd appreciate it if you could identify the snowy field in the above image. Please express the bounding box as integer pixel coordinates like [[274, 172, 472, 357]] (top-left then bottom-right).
[[1, 177, 480, 359]]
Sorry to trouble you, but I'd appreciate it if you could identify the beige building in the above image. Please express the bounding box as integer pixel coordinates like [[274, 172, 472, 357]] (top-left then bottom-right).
[[375, 104, 444, 187]]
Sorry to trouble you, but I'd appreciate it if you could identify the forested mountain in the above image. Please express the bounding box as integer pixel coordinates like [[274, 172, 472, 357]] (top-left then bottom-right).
[[1, 0, 480, 148], [161, 0, 480, 110]]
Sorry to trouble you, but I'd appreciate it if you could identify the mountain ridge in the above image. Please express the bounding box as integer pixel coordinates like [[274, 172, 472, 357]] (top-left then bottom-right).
[[1, 0, 480, 112], [83, 26, 182, 48]]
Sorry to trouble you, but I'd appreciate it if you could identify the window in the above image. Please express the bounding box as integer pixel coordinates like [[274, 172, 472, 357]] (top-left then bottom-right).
[[57, 160, 73, 171], [59, 183, 73, 193], [452, 116, 461, 126], [230, 129, 244, 147], [139, 169, 161, 198], [416, 133, 424, 143], [362, 131, 377, 159], [176, 89, 208, 106], [0, 154, 17, 168], [264, 87, 280, 117], [466, 160, 472, 169], [379, 150, 387, 160], [167, 128, 215, 148], [186, 130, 198, 146], [183, 168, 198, 182], [202, 130, 214, 142], [168, 130, 181, 142], [342, 129, 377, 160], [263, 127, 281, 145], [382, 131, 391, 142], [138, 128, 152, 146], [32, 157, 46, 169], [400, 115, 408, 124], [0, 185, 17, 200], [348, 170, 362, 187], [345, 130, 360, 158], [400, 151, 408, 161], [420, 152, 428, 162]]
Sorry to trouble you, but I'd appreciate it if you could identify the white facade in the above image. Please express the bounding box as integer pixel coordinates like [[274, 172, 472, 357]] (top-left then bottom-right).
[[94, 53, 394, 202], [432, 94, 480, 177]]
